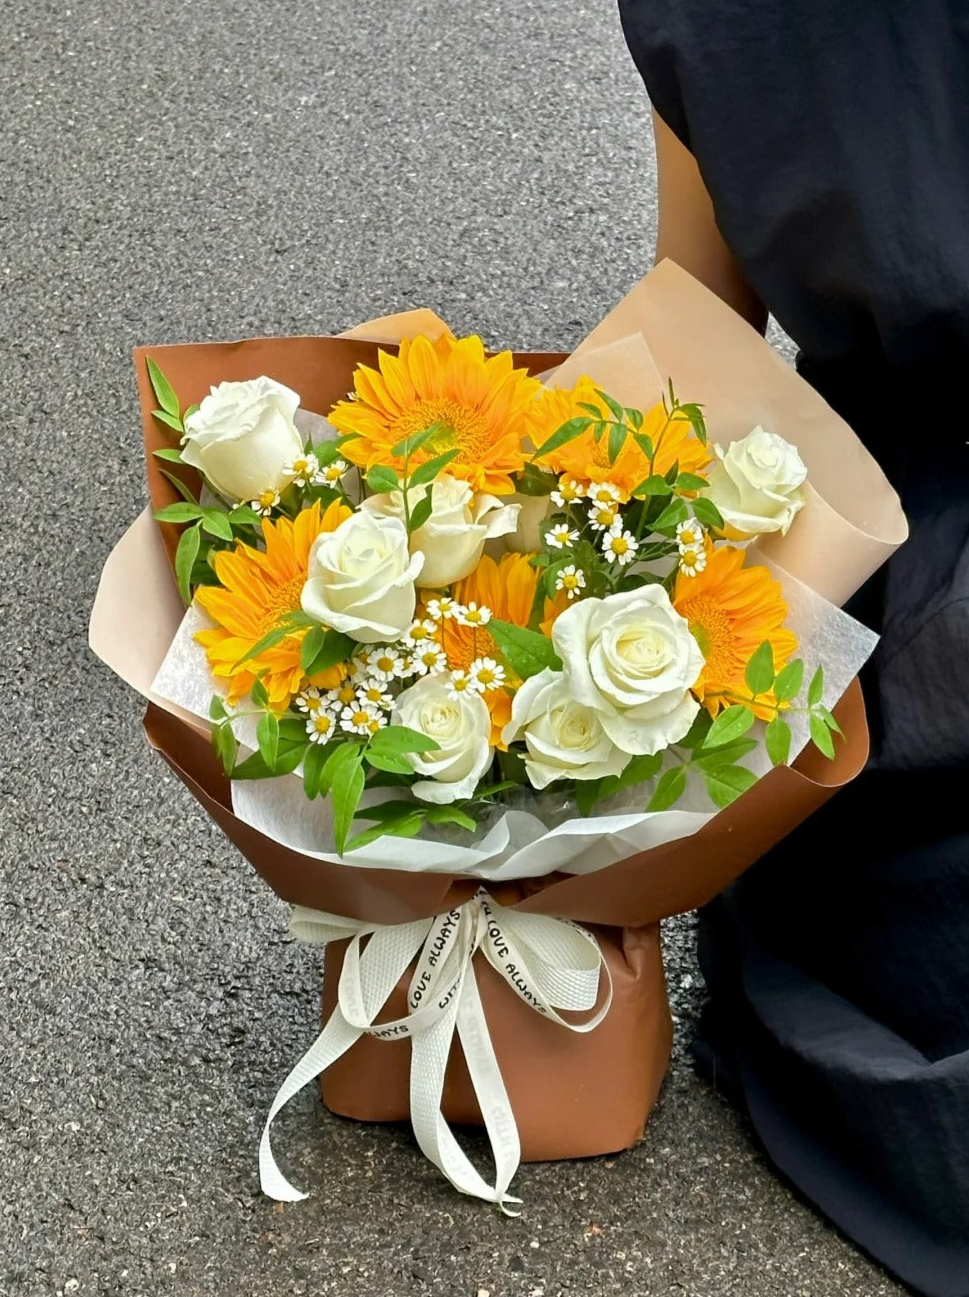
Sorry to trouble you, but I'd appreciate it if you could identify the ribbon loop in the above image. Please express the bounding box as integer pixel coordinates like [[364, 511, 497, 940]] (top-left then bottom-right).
[[259, 889, 612, 1208]]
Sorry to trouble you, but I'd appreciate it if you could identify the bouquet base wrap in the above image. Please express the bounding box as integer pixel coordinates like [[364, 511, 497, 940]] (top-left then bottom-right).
[[319, 922, 672, 1162]]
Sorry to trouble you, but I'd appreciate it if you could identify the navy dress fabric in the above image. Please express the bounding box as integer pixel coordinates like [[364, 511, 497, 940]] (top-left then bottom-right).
[[617, 3, 969, 1293]]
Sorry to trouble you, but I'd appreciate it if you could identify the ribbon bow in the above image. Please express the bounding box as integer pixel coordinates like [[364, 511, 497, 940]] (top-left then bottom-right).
[[259, 888, 612, 1210]]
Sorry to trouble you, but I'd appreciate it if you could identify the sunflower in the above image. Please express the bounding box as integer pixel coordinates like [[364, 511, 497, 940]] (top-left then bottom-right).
[[672, 545, 798, 719], [432, 553, 546, 746], [529, 377, 711, 500], [195, 498, 352, 710], [329, 334, 541, 496]]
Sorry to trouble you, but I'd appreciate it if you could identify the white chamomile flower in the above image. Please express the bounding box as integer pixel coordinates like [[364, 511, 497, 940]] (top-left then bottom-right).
[[347, 651, 373, 679], [286, 451, 320, 488], [469, 657, 506, 692], [356, 683, 394, 711], [250, 489, 280, 517], [602, 527, 639, 566], [341, 703, 385, 735], [554, 564, 587, 600], [326, 680, 358, 709], [369, 645, 405, 681], [457, 601, 492, 627], [321, 457, 349, 485], [545, 523, 579, 550], [345, 390, 358, 401], [586, 481, 622, 506], [404, 618, 439, 648], [550, 478, 586, 508], [679, 546, 707, 578], [413, 644, 448, 676], [676, 518, 707, 554], [306, 711, 336, 743], [447, 669, 477, 697], [588, 501, 621, 532], [427, 596, 458, 622], [295, 686, 324, 713]]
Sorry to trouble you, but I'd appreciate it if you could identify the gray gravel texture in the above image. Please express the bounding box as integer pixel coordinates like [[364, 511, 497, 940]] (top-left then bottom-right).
[[2, 1, 904, 1295]]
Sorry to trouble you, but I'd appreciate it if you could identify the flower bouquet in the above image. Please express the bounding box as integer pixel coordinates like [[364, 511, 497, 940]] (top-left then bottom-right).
[[90, 262, 906, 1209]]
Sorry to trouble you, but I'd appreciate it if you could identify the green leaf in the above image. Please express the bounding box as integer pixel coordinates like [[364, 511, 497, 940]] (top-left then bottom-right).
[[677, 708, 713, 750], [651, 498, 690, 532], [250, 678, 269, 709], [230, 744, 304, 779], [595, 388, 626, 424], [693, 737, 760, 769], [391, 424, 443, 458], [516, 462, 558, 497], [774, 659, 805, 703], [319, 741, 364, 799], [153, 446, 184, 463], [488, 619, 562, 680], [332, 750, 366, 854], [366, 465, 400, 494], [704, 704, 755, 749], [575, 778, 603, 817], [679, 402, 708, 445], [607, 420, 626, 464], [229, 504, 261, 527], [158, 469, 198, 504], [703, 763, 758, 809], [232, 612, 314, 670], [152, 409, 183, 433], [302, 740, 331, 800], [745, 641, 776, 697], [354, 799, 424, 823], [624, 406, 644, 432], [208, 696, 227, 721], [633, 432, 655, 460], [692, 496, 725, 530], [409, 489, 434, 532], [765, 716, 792, 766], [633, 474, 673, 498], [279, 717, 308, 745], [369, 725, 440, 755], [213, 722, 238, 775], [808, 666, 825, 707], [425, 805, 477, 832], [472, 780, 518, 800], [593, 420, 608, 443], [174, 523, 201, 605], [809, 712, 836, 759], [257, 712, 280, 769], [532, 416, 592, 460], [363, 749, 414, 775], [155, 501, 203, 524], [200, 507, 234, 542], [146, 357, 180, 418], [346, 812, 425, 853], [408, 448, 461, 487], [183, 403, 199, 422], [646, 765, 687, 812], [299, 626, 326, 673], [577, 401, 605, 418], [819, 705, 844, 737], [675, 472, 709, 492], [597, 751, 664, 800]]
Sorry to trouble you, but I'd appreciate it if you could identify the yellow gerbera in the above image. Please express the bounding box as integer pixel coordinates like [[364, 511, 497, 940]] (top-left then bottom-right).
[[433, 553, 545, 747], [195, 498, 352, 710], [529, 377, 711, 500], [672, 545, 798, 719], [330, 334, 541, 496]]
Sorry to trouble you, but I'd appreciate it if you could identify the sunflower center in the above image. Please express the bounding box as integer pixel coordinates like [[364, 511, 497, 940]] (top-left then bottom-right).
[[390, 398, 491, 463], [677, 594, 738, 681], [254, 574, 306, 640]]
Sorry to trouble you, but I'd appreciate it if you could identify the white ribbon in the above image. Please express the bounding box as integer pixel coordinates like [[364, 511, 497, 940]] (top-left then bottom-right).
[[259, 888, 612, 1211]]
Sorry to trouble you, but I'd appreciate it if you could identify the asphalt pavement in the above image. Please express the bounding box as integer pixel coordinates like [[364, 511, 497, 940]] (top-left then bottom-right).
[[2, 2, 905, 1294]]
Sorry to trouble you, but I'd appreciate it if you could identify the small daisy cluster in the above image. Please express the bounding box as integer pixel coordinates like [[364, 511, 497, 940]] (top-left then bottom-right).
[[545, 478, 639, 569], [294, 597, 506, 743], [249, 454, 349, 515], [675, 518, 708, 577]]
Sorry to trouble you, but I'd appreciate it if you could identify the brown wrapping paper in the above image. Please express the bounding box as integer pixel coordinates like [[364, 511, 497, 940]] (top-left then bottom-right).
[[93, 263, 904, 1164], [319, 924, 672, 1162]]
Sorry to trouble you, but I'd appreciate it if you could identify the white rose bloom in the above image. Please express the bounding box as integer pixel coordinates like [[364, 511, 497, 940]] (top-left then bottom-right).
[[552, 587, 703, 756], [705, 426, 807, 538], [180, 376, 304, 502], [392, 674, 493, 803], [362, 475, 519, 588], [502, 668, 631, 790], [301, 513, 423, 644], [502, 491, 551, 554]]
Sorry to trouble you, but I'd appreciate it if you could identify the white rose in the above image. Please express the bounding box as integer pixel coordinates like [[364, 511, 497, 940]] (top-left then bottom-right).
[[301, 512, 423, 644], [362, 475, 519, 588], [705, 426, 807, 538], [180, 376, 304, 501], [392, 674, 493, 803], [502, 668, 631, 790], [501, 492, 551, 554], [552, 587, 703, 756]]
